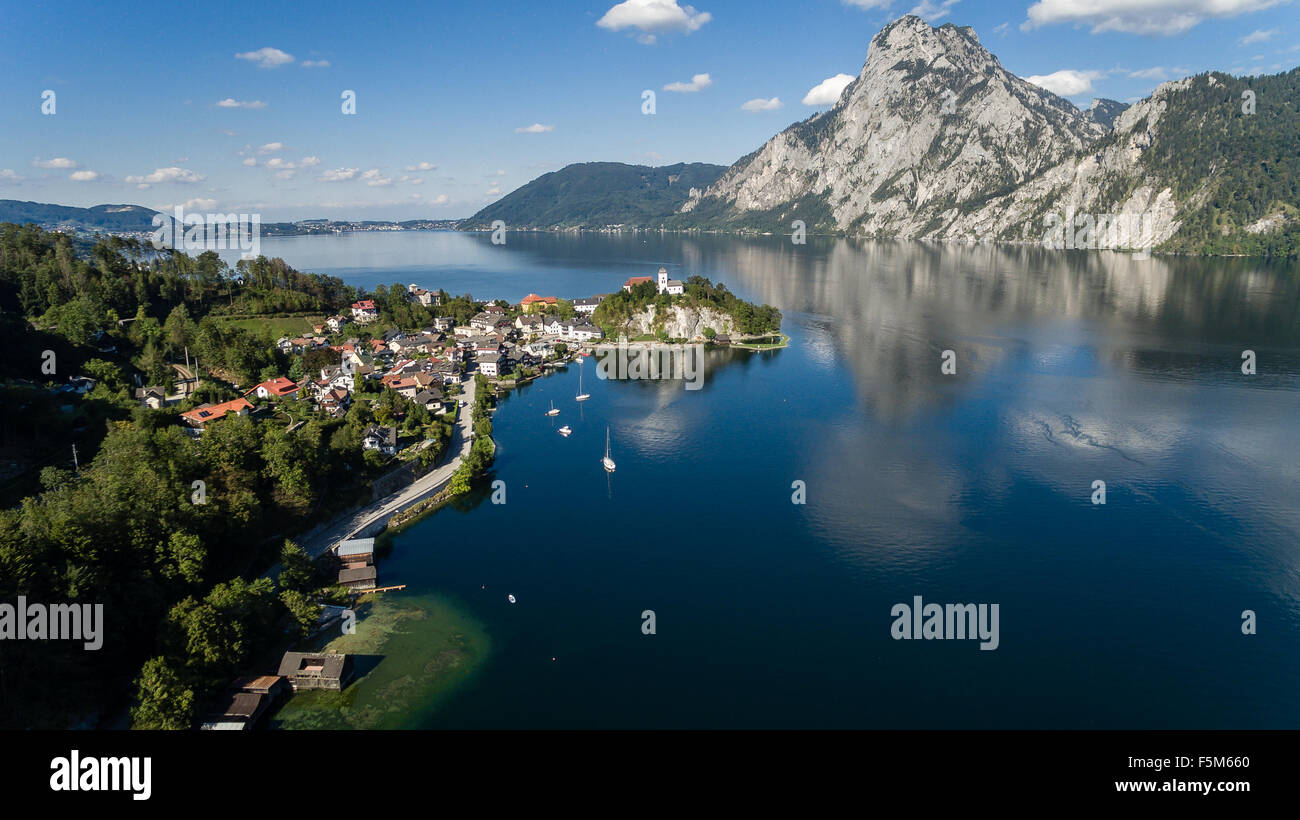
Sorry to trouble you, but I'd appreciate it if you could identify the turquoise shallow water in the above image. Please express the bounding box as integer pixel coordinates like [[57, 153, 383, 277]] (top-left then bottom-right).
[[249, 231, 1300, 728]]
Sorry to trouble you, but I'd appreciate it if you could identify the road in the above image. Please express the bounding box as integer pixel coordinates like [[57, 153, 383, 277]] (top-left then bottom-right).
[[301, 376, 478, 559]]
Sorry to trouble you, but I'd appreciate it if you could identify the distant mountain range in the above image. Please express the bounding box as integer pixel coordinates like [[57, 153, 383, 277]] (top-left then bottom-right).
[[468, 15, 1300, 256], [461, 162, 727, 230], [0, 200, 159, 232]]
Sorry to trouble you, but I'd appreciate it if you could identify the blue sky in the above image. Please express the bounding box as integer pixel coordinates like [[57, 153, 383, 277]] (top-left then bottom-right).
[[1, 0, 1296, 221]]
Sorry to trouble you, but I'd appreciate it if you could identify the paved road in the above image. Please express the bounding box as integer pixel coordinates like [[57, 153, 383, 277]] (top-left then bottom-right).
[[301, 376, 478, 559]]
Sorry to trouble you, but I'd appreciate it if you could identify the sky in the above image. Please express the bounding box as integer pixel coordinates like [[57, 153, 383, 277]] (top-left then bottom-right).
[[1, 0, 1297, 221]]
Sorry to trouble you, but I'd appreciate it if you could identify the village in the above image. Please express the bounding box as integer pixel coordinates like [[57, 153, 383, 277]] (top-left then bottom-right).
[[174, 268, 735, 729]]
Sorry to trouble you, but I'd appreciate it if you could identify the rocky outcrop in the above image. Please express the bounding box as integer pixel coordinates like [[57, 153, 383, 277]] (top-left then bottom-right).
[[614, 304, 736, 340]]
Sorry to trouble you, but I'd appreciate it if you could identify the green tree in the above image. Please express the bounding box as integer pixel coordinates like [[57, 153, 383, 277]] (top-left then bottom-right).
[[130, 656, 196, 729]]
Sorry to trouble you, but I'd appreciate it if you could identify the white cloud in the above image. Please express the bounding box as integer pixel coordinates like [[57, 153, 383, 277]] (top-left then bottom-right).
[[125, 167, 205, 185], [362, 169, 392, 187], [0, 169, 24, 181], [663, 73, 712, 92], [597, 0, 712, 39], [802, 73, 855, 106], [215, 98, 267, 109], [1129, 66, 1169, 79], [32, 157, 79, 169], [273, 170, 296, 180], [1025, 69, 1102, 96], [431, 194, 449, 205], [1022, 0, 1287, 36], [69, 170, 99, 182], [486, 186, 502, 196], [841, 0, 890, 8], [515, 123, 555, 133], [910, 0, 961, 22], [496, 169, 507, 176], [1239, 28, 1278, 45], [301, 59, 331, 68], [405, 161, 437, 171], [319, 168, 359, 182], [242, 157, 257, 166], [992, 21, 1011, 35], [169, 198, 218, 211], [399, 175, 424, 185], [235, 47, 295, 68], [741, 96, 783, 112], [258, 142, 284, 154]]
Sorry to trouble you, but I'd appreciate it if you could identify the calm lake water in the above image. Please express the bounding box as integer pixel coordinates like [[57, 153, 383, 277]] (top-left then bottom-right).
[[246, 231, 1300, 729]]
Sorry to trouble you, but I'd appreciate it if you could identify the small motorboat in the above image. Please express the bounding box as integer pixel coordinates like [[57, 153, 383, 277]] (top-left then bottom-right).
[[507, 594, 517, 604], [558, 426, 572, 436]]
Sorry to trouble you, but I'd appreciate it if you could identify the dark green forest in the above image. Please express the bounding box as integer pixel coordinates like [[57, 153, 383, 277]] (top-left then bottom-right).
[[0, 225, 466, 728]]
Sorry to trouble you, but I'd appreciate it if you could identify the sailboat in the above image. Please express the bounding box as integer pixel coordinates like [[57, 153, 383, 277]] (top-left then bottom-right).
[[545, 400, 559, 416], [558, 425, 572, 436], [601, 426, 616, 472], [575, 358, 590, 402]]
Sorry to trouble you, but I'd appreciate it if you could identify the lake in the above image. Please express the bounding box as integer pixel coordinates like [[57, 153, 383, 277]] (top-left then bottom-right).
[[250, 230, 1300, 729]]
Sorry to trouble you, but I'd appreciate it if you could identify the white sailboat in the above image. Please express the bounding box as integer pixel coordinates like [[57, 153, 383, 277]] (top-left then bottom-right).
[[545, 400, 559, 416], [558, 425, 572, 436], [601, 426, 616, 472], [575, 358, 590, 402]]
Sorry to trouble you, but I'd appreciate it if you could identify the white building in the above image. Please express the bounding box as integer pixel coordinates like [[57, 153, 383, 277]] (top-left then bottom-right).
[[657, 267, 684, 295]]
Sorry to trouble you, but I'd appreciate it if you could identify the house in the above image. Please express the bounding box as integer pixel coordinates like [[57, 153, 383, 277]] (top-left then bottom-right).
[[276, 336, 294, 354], [318, 387, 351, 417], [408, 284, 441, 306], [484, 304, 506, 315], [573, 295, 607, 314], [362, 424, 397, 456], [326, 314, 349, 333], [622, 275, 653, 292], [469, 312, 497, 332], [389, 377, 420, 398], [180, 398, 254, 429], [520, 293, 558, 313], [432, 317, 454, 332], [338, 565, 377, 591], [472, 336, 502, 355], [515, 314, 545, 333], [477, 352, 503, 377], [453, 325, 475, 337], [656, 267, 685, 295], [350, 300, 378, 323], [276, 652, 354, 691], [523, 341, 554, 359], [134, 386, 166, 409], [543, 316, 566, 335], [337, 538, 375, 566], [229, 675, 287, 698], [412, 388, 445, 413], [246, 376, 300, 400], [562, 321, 603, 342], [199, 692, 268, 730], [433, 361, 462, 385]]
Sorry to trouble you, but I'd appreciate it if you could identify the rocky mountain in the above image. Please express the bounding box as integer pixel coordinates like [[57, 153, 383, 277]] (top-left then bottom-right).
[[676, 15, 1108, 236], [461, 161, 726, 230], [1083, 98, 1129, 130], [673, 14, 1299, 255]]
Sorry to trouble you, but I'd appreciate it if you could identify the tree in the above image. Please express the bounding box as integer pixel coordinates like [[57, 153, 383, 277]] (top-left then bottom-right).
[[280, 589, 318, 639], [130, 656, 196, 729], [279, 539, 314, 592]]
